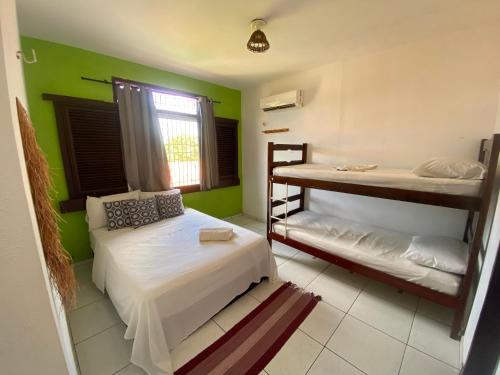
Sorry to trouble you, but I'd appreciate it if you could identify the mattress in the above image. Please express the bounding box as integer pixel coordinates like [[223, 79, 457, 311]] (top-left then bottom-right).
[[273, 164, 482, 196], [91, 208, 277, 375], [273, 210, 462, 296]]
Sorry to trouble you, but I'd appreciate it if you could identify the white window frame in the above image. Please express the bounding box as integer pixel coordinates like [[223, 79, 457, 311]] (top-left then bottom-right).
[[155, 100, 202, 190]]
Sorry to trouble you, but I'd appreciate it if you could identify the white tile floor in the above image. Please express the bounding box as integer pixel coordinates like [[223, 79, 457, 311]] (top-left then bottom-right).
[[70, 214, 461, 375]]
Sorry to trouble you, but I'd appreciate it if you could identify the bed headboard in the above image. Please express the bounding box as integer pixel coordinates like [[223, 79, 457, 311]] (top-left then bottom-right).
[[464, 135, 500, 238], [267, 142, 308, 177]]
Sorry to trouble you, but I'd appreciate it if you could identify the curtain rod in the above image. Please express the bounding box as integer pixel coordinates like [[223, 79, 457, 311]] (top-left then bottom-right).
[[81, 76, 222, 104]]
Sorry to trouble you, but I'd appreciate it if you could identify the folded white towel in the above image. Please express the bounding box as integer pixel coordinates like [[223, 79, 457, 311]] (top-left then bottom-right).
[[336, 164, 378, 172], [199, 227, 234, 241]]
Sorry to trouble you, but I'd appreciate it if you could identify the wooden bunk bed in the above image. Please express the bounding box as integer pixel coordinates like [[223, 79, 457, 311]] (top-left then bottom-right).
[[267, 134, 500, 339]]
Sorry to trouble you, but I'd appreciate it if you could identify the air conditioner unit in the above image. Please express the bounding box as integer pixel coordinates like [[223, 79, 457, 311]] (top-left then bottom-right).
[[260, 90, 303, 112]]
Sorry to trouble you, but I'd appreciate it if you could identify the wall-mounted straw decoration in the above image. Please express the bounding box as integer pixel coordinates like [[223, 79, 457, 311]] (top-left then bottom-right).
[[16, 98, 76, 310]]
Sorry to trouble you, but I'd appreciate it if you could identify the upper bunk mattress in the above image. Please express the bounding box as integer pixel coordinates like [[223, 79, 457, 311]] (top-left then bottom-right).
[[273, 164, 482, 196], [273, 210, 462, 296], [90, 208, 277, 375]]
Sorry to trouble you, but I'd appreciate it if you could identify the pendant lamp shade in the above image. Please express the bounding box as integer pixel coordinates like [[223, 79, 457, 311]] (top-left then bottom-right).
[[247, 19, 270, 53]]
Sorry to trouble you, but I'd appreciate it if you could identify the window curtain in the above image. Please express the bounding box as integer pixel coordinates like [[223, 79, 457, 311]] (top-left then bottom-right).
[[199, 97, 219, 190], [116, 83, 171, 191]]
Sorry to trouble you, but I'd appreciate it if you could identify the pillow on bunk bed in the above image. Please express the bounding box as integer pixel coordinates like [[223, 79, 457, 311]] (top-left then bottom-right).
[[412, 157, 487, 179], [401, 235, 469, 275], [86, 190, 140, 231]]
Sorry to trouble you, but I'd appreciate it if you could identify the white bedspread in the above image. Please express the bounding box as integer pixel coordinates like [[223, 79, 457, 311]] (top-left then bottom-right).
[[91, 209, 277, 375], [273, 211, 462, 296], [274, 164, 482, 196]]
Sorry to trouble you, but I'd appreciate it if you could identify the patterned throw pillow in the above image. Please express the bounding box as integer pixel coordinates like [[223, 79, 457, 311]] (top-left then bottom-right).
[[125, 198, 160, 227], [155, 192, 184, 220], [102, 199, 134, 231]]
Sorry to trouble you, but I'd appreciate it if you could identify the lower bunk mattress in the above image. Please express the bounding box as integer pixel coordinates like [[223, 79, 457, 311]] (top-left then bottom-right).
[[273, 210, 462, 296]]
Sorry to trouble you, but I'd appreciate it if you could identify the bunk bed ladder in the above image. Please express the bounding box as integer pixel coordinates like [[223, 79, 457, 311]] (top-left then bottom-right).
[[269, 181, 289, 239]]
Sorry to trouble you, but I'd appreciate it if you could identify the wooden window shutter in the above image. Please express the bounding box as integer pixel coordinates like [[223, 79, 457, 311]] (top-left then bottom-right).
[[214, 117, 240, 188], [43, 94, 128, 213]]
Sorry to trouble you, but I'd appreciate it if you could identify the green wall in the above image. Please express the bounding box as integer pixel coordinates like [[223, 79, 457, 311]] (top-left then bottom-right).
[[21, 36, 242, 262]]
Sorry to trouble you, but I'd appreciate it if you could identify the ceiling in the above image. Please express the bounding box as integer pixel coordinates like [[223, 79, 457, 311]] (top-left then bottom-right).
[[17, 0, 500, 88]]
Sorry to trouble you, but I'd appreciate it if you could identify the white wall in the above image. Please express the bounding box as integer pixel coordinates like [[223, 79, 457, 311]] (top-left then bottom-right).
[[242, 25, 500, 238], [0, 0, 75, 373]]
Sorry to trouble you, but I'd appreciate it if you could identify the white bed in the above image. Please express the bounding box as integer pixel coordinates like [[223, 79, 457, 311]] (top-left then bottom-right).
[[273, 210, 462, 296], [91, 208, 277, 375], [273, 164, 482, 196]]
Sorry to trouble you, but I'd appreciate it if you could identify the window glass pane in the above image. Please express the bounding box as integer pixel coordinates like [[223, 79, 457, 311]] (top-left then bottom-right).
[[153, 91, 198, 115], [159, 117, 200, 187]]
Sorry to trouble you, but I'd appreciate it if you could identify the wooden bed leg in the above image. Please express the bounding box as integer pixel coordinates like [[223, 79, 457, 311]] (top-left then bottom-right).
[[451, 304, 465, 340], [451, 319, 462, 340]]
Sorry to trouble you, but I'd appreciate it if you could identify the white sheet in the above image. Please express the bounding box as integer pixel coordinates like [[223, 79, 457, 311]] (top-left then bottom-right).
[[91, 208, 277, 375], [273, 211, 462, 296], [274, 164, 482, 196]]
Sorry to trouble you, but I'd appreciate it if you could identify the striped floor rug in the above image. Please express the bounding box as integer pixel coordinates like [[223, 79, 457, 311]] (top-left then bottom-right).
[[175, 282, 321, 375]]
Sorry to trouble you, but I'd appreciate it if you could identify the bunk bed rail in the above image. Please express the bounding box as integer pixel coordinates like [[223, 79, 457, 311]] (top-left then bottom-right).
[[273, 175, 480, 210], [267, 141, 484, 211]]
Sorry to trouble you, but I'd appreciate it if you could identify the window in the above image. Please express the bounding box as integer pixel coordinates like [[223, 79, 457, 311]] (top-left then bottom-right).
[[153, 91, 201, 188], [45, 82, 240, 213]]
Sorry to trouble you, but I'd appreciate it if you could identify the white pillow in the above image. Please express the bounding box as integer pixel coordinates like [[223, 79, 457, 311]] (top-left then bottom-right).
[[401, 235, 469, 275], [412, 157, 487, 179], [140, 189, 181, 200], [86, 190, 140, 231]]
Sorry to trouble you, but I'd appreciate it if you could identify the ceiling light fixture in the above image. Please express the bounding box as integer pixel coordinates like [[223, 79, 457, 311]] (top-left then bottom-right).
[[247, 19, 270, 53]]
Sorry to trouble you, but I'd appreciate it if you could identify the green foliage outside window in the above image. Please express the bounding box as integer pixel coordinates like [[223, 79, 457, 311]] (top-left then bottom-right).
[[165, 135, 199, 162]]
